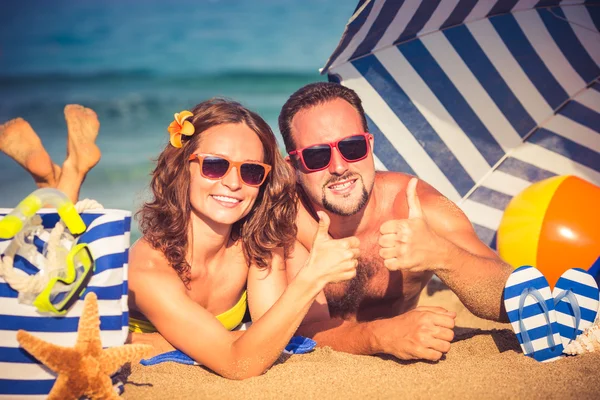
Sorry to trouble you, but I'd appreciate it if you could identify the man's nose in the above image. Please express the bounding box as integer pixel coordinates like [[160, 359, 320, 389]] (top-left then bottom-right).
[[328, 147, 349, 176], [221, 166, 241, 190]]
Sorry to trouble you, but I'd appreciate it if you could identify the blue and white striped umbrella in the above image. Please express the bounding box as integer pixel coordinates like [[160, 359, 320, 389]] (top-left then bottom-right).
[[322, 0, 600, 247]]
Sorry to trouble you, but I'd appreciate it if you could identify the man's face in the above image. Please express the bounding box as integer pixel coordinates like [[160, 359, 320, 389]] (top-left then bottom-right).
[[290, 98, 375, 216]]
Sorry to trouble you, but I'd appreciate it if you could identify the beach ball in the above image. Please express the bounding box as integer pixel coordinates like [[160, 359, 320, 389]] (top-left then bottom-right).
[[497, 175, 600, 288]]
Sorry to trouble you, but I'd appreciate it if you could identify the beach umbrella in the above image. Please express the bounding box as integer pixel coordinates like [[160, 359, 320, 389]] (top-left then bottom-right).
[[321, 0, 600, 247]]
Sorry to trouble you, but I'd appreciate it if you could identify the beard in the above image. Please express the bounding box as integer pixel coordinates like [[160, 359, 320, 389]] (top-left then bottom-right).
[[322, 174, 370, 216]]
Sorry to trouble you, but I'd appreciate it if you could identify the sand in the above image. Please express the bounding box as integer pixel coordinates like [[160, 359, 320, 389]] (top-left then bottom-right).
[[122, 282, 600, 399]]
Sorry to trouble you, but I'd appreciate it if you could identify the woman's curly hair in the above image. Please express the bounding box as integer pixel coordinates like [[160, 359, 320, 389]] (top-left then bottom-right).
[[137, 98, 297, 287]]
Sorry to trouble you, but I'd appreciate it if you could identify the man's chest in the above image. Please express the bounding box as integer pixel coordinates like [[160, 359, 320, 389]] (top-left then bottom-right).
[[323, 232, 428, 320]]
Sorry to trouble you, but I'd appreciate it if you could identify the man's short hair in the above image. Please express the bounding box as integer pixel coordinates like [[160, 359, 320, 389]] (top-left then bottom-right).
[[278, 82, 368, 153]]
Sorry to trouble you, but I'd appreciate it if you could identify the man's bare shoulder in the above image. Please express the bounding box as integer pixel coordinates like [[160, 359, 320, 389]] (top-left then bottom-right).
[[374, 171, 414, 192], [374, 172, 432, 212], [374, 172, 466, 226]]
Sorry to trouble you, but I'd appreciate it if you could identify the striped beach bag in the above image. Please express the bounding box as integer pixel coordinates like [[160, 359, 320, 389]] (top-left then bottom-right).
[[0, 208, 131, 398]]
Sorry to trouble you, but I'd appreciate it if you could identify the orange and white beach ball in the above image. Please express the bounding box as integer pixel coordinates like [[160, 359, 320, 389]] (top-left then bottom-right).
[[497, 175, 600, 288]]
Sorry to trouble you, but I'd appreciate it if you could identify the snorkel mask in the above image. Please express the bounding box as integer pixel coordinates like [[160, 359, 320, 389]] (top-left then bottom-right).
[[0, 188, 95, 315]]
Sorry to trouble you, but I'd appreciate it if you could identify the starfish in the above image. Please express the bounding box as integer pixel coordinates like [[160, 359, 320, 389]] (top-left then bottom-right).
[[17, 293, 152, 400]]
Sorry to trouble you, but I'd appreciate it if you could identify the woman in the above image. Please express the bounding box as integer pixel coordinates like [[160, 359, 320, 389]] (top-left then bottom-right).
[[128, 98, 359, 380]]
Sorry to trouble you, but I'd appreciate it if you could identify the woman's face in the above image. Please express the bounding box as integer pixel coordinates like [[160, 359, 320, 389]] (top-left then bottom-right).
[[188, 123, 266, 227]]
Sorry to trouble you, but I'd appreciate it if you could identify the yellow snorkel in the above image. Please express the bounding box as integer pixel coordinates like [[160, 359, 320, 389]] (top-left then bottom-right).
[[0, 188, 86, 239], [0, 188, 94, 315]]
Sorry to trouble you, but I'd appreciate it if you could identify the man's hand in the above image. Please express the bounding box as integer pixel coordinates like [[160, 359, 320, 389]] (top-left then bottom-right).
[[375, 306, 456, 361], [299, 211, 360, 286], [378, 178, 446, 272]]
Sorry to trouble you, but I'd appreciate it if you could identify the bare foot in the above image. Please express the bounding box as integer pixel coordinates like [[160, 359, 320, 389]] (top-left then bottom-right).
[[58, 105, 101, 202], [53, 164, 62, 182], [0, 118, 60, 188], [63, 104, 101, 174]]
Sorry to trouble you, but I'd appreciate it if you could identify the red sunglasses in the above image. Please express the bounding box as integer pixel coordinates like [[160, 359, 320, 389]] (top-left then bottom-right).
[[288, 133, 373, 172], [188, 154, 271, 187]]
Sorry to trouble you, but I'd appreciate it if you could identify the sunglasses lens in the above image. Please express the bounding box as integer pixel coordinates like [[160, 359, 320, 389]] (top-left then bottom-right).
[[338, 135, 368, 161], [302, 145, 331, 171], [240, 163, 267, 186], [202, 156, 230, 179]]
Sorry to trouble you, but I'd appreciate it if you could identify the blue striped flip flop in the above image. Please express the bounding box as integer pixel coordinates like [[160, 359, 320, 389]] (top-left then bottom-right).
[[504, 265, 564, 362], [552, 268, 600, 349]]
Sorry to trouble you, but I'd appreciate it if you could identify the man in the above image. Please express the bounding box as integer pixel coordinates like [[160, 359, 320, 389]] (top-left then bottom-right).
[[279, 82, 513, 362]]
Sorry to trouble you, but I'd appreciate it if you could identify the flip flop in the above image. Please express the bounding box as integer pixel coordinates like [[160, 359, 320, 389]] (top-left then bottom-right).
[[552, 268, 600, 349], [504, 265, 564, 362]]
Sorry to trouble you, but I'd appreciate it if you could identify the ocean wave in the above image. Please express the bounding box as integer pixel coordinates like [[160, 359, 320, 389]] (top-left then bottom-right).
[[0, 69, 323, 86], [0, 68, 325, 125]]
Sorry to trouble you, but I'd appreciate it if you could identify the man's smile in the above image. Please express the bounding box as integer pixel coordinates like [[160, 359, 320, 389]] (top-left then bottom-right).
[[327, 178, 358, 194]]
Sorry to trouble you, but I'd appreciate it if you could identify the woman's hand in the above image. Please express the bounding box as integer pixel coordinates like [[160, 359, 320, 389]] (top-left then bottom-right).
[[299, 211, 360, 287]]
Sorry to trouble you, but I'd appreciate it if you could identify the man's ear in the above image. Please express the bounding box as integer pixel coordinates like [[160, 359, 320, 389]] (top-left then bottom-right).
[[368, 133, 374, 154], [286, 153, 306, 174], [285, 155, 298, 171]]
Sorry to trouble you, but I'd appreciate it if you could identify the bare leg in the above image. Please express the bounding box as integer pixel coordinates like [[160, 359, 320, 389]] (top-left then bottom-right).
[[57, 105, 101, 203], [0, 118, 61, 188]]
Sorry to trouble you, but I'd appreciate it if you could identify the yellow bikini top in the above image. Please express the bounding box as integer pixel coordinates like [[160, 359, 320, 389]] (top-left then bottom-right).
[[214, 290, 248, 330], [129, 291, 247, 333]]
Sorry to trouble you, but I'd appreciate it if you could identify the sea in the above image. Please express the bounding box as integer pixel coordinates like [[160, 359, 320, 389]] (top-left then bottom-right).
[[0, 0, 352, 240]]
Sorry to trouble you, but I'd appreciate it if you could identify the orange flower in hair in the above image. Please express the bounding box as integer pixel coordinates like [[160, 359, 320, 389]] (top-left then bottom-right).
[[168, 110, 195, 148]]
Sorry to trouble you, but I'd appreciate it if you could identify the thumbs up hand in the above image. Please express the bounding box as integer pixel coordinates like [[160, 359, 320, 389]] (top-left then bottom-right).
[[406, 176, 423, 219], [378, 178, 442, 272], [313, 211, 334, 244], [300, 211, 360, 287]]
